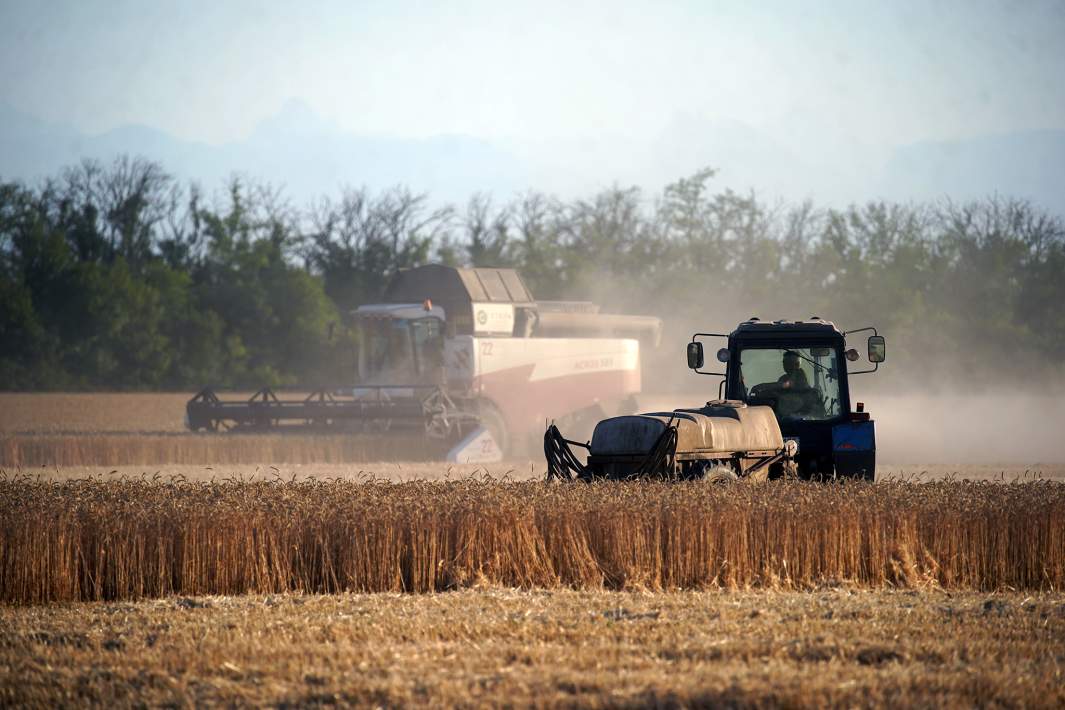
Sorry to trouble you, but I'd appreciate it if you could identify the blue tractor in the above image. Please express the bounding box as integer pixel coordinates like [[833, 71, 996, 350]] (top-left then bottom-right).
[[685, 318, 885, 480], [545, 318, 885, 482]]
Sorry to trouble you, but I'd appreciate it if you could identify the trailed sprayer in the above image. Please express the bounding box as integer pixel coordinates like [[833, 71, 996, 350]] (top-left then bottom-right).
[[546, 318, 886, 481]]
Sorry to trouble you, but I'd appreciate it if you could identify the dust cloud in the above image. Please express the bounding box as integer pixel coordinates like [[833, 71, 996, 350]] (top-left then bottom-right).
[[629, 389, 1065, 467], [870, 394, 1065, 465], [581, 283, 1065, 467], [634, 382, 1065, 464]]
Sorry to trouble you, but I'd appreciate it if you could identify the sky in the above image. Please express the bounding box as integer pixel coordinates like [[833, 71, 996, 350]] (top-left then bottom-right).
[[1, 0, 1064, 203]]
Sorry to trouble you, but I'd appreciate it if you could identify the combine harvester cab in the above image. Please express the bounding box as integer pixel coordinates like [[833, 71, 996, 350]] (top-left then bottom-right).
[[187, 264, 661, 464], [546, 318, 885, 481]]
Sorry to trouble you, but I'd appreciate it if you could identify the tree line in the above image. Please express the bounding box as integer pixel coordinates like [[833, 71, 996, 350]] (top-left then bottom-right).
[[1, 157, 1062, 391]]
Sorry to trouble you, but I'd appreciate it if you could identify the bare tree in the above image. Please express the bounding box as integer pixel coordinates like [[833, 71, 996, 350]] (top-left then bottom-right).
[[306, 186, 453, 310], [464, 193, 512, 267], [60, 156, 178, 266]]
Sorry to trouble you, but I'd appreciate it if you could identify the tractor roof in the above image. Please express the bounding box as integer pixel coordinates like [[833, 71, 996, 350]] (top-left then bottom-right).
[[730, 318, 844, 341]]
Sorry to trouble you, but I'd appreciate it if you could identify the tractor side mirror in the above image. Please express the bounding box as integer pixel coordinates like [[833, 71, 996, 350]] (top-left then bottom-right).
[[868, 335, 886, 363], [716, 348, 730, 363], [687, 342, 704, 370]]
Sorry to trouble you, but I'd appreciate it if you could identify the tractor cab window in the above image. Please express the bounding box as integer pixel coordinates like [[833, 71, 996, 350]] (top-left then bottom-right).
[[357, 316, 444, 383], [738, 346, 842, 421]]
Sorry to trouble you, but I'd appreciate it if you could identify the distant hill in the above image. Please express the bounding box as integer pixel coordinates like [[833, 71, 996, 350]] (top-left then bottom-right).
[[875, 130, 1065, 215], [510, 114, 819, 202], [0, 99, 528, 204], [2, 99, 1062, 216]]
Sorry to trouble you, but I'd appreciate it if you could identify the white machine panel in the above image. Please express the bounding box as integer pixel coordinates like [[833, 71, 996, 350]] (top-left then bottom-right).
[[471, 302, 515, 335], [446, 426, 504, 463]]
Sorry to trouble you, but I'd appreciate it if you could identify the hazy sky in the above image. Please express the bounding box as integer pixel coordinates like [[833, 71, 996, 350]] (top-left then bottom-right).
[[2, 0, 1064, 199]]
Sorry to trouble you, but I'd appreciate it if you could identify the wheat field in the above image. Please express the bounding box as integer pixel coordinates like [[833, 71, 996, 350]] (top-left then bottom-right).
[[0, 433, 446, 467], [2, 477, 1062, 605], [0, 392, 194, 432], [0, 392, 448, 466], [4, 394, 1065, 706]]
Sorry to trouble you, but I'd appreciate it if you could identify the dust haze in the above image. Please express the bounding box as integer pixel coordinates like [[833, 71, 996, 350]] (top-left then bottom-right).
[[632, 389, 1065, 467], [578, 281, 1065, 467]]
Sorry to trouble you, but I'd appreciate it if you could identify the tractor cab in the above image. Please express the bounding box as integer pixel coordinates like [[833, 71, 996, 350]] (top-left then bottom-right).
[[353, 302, 447, 385], [686, 318, 886, 479]]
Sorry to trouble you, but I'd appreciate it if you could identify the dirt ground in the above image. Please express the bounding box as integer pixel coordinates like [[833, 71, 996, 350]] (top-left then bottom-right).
[[2, 589, 1063, 708]]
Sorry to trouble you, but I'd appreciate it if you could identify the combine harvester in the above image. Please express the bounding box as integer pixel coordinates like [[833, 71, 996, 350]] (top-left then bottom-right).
[[187, 265, 661, 462], [545, 318, 886, 481]]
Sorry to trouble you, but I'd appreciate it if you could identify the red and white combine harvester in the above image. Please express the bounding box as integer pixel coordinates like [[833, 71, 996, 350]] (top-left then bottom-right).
[[187, 265, 661, 462]]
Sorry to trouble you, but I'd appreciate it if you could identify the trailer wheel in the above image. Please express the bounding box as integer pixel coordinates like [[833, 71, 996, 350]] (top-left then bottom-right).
[[703, 465, 738, 485], [771, 459, 799, 480]]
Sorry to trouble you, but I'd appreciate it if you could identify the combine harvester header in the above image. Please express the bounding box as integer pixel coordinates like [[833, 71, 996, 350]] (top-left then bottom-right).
[[188, 264, 661, 462]]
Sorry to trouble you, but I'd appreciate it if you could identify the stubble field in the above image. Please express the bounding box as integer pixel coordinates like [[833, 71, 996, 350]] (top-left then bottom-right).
[[2, 392, 1065, 707], [4, 589, 1063, 708]]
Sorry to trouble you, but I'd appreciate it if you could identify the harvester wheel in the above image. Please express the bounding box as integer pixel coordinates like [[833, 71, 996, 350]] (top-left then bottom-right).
[[703, 465, 738, 485], [478, 401, 510, 457]]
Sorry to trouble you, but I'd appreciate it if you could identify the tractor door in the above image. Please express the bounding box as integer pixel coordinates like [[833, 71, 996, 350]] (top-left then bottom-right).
[[726, 339, 850, 476]]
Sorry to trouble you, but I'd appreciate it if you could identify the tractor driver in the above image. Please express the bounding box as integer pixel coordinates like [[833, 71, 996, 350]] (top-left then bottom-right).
[[747, 350, 819, 418], [747, 351, 811, 397], [778, 351, 810, 391], [772, 350, 819, 418]]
